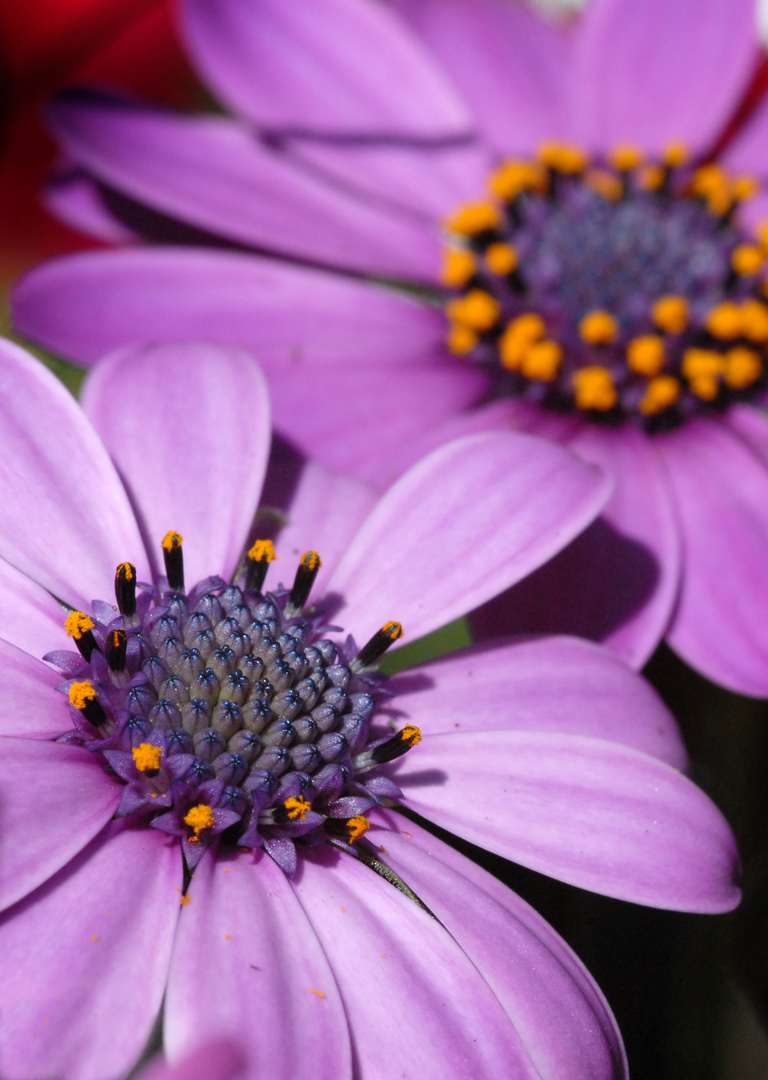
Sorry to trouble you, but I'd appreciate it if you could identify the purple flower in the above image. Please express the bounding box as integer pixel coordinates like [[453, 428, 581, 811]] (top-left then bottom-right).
[[15, 0, 768, 695], [0, 337, 738, 1080]]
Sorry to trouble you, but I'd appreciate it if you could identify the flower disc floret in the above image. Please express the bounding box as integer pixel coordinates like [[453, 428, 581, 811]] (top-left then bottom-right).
[[444, 141, 768, 429]]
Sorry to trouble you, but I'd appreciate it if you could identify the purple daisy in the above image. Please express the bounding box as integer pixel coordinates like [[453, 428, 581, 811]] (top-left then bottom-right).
[[0, 337, 738, 1080], [15, 0, 768, 696]]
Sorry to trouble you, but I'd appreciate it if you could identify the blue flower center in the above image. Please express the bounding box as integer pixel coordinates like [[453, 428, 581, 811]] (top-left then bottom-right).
[[54, 537, 416, 874], [443, 141, 768, 430]]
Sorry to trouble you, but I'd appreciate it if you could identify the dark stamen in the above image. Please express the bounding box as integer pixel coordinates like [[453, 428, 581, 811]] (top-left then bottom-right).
[[105, 628, 127, 673], [65, 611, 99, 662], [285, 551, 321, 617], [351, 622, 404, 672], [367, 725, 422, 766], [162, 531, 185, 593], [115, 562, 137, 618], [69, 681, 108, 727], [245, 539, 277, 592]]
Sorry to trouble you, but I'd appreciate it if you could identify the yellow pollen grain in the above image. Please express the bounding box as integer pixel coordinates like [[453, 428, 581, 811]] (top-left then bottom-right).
[[132, 743, 163, 773], [732, 175, 758, 202], [161, 530, 183, 553], [446, 289, 501, 332], [184, 803, 215, 835], [445, 201, 501, 237], [707, 188, 734, 218], [488, 160, 545, 200], [68, 681, 97, 709], [440, 247, 476, 288], [637, 164, 665, 192], [608, 143, 644, 171], [382, 621, 404, 641], [585, 168, 622, 201], [117, 561, 134, 581], [663, 141, 689, 168], [65, 611, 94, 640], [498, 314, 546, 372], [92, 934, 98, 943], [284, 795, 311, 821], [705, 302, 743, 339], [652, 295, 689, 334], [346, 816, 371, 843], [309, 989, 325, 998], [300, 551, 322, 571], [573, 367, 619, 411], [248, 539, 277, 563], [690, 163, 727, 198], [579, 310, 618, 346], [180, 895, 192, 906], [638, 376, 682, 416], [626, 335, 666, 376], [724, 347, 763, 389], [520, 340, 563, 382], [447, 324, 478, 355], [682, 349, 724, 399], [401, 725, 422, 747], [537, 141, 588, 174], [731, 244, 764, 277], [485, 242, 518, 276], [741, 299, 768, 342]]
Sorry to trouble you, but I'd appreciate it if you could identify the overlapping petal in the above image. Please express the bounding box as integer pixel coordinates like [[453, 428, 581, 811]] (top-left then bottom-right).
[[396, 730, 740, 912], [388, 634, 686, 767], [0, 339, 150, 609], [13, 248, 446, 369], [181, 0, 472, 138], [0, 638, 68, 739], [0, 822, 180, 1080], [373, 810, 627, 1080], [327, 431, 611, 646], [47, 90, 441, 280], [0, 739, 120, 914], [81, 342, 271, 585], [292, 845, 537, 1080], [0, 556, 68, 658], [660, 418, 768, 697], [164, 848, 352, 1080]]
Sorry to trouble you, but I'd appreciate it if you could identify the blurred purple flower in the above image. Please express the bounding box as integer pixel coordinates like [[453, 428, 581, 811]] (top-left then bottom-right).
[[0, 339, 737, 1080], [15, 0, 768, 695]]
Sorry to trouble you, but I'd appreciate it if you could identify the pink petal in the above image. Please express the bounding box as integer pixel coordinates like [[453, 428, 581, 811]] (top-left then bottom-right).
[[0, 339, 149, 608], [47, 91, 441, 282], [395, 0, 577, 153], [389, 634, 686, 767], [371, 810, 627, 1080], [397, 730, 740, 911], [659, 417, 768, 696], [292, 846, 538, 1079], [471, 420, 682, 670], [0, 555, 69, 658], [572, 0, 760, 154], [0, 637, 69, 739], [13, 248, 445, 370], [0, 738, 120, 914], [81, 343, 271, 586], [267, 359, 488, 488], [327, 431, 611, 646], [260, 455, 378, 596], [0, 821, 180, 1080], [181, 0, 472, 137], [164, 848, 352, 1079], [138, 1040, 245, 1080]]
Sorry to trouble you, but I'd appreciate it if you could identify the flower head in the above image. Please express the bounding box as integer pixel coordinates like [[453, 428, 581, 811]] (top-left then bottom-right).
[[17, 0, 768, 696], [0, 338, 738, 1080]]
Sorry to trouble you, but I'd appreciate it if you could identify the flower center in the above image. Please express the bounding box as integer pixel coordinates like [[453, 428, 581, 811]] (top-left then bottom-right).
[[53, 534, 418, 874], [443, 140, 768, 430]]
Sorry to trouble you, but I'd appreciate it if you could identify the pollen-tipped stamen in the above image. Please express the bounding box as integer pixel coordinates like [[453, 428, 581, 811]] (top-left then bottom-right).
[[68, 680, 107, 727], [354, 725, 422, 773], [115, 562, 137, 618], [105, 628, 127, 673], [285, 552, 321, 617], [65, 611, 98, 662], [245, 539, 277, 592], [351, 622, 404, 672], [162, 532, 185, 593]]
